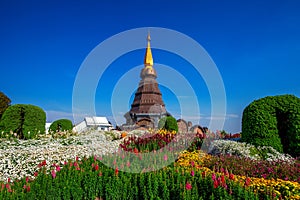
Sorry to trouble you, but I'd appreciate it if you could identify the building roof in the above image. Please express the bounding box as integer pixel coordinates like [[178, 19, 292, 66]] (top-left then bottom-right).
[[84, 116, 111, 126]]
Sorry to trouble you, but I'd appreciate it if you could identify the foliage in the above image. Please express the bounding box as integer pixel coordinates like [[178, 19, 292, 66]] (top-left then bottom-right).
[[0, 91, 11, 120], [49, 119, 73, 132], [242, 94, 300, 157], [0, 104, 46, 139], [158, 116, 178, 132]]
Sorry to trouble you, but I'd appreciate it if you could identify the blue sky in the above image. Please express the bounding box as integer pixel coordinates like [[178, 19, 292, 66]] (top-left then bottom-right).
[[0, 0, 300, 133]]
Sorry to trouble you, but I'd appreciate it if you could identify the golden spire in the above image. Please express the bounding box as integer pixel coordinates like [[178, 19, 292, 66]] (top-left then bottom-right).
[[144, 32, 153, 67]]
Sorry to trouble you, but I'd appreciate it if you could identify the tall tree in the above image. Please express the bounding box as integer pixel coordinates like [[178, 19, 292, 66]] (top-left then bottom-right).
[[0, 91, 11, 120]]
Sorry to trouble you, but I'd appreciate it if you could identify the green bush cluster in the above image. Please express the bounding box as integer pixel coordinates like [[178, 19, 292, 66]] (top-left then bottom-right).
[[0, 157, 261, 200], [49, 119, 73, 132], [242, 94, 300, 157], [0, 104, 46, 139], [158, 116, 178, 132]]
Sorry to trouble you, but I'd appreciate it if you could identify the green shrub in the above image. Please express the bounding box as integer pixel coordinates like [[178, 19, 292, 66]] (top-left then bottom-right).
[[158, 116, 178, 132], [0, 104, 46, 139], [242, 94, 300, 157], [0, 91, 11, 120], [158, 117, 167, 129], [49, 119, 73, 132]]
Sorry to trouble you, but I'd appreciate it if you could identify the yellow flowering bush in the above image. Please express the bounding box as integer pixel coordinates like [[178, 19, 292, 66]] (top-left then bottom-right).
[[157, 129, 177, 136], [175, 150, 211, 168]]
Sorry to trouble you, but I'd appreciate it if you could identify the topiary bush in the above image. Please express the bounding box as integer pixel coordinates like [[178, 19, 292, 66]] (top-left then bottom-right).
[[158, 116, 178, 132], [242, 94, 300, 157], [0, 104, 46, 139], [49, 119, 73, 133]]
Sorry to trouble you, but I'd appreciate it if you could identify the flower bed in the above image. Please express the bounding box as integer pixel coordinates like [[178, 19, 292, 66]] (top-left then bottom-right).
[[1, 130, 300, 199], [0, 131, 121, 182]]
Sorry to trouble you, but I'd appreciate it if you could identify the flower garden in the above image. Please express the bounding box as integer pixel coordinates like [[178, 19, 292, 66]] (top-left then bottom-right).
[[0, 128, 300, 200]]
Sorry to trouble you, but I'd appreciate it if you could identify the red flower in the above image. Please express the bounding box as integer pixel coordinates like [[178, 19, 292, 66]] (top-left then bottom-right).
[[26, 185, 30, 192], [185, 182, 192, 190], [229, 173, 234, 180], [213, 180, 219, 188], [133, 148, 139, 154], [26, 176, 29, 183], [34, 172, 38, 177], [95, 164, 99, 171], [115, 167, 119, 176], [244, 177, 251, 186], [221, 175, 225, 185], [76, 156, 79, 161], [7, 178, 10, 183], [202, 171, 206, 178]]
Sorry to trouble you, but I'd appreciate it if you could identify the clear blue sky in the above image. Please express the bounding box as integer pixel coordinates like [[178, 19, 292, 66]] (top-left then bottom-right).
[[1, 0, 299, 133]]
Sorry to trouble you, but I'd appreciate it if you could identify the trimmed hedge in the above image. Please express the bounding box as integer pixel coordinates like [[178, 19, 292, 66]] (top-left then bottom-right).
[[242, 94, 300, 157], [0, 104, 46, 139], [49, 119, 73, 132], [158, 116, 178, 132]]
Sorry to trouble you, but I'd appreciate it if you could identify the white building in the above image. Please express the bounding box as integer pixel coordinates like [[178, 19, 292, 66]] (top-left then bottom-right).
[[73, 116, 113, 133]]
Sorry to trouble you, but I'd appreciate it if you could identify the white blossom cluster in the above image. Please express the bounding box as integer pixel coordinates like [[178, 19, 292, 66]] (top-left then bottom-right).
[[208, 139, 294, 163], [0, 131, 122, 182]]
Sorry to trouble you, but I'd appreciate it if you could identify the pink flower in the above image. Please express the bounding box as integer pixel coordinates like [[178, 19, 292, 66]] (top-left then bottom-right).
[[26, 177, 29, 183], [212, 173, 216, 181], [191, 170, 195, 177], [51, 170, 56, 179], [76, 156, 79, 161], [185, 182, 192, 190], [190, 161, 195, 167], [164, 154, 168, 161], [126, 161, 131, 167], [56, 166, 61, 172]]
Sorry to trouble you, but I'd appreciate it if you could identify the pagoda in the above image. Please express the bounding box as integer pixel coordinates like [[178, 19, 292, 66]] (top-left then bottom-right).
[[123, 33, 169, 129]]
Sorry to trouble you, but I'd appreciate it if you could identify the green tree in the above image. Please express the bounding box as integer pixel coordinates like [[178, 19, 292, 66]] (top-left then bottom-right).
[[0, 91, 11, 120], [158, 116, 178, 132], [49, 119, 73, 132], [0, 104, 46, 139]]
